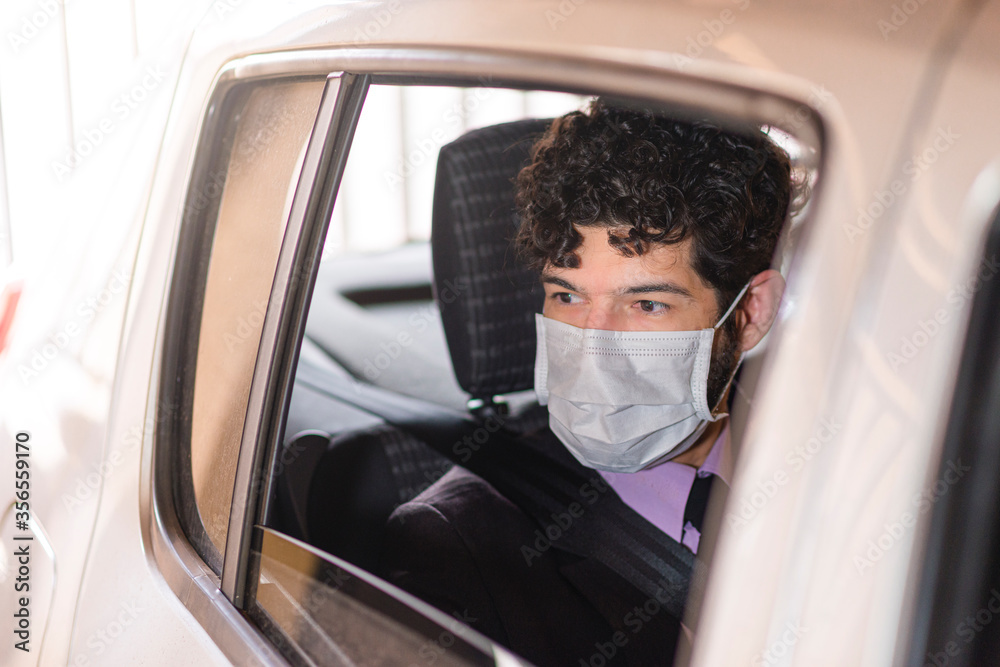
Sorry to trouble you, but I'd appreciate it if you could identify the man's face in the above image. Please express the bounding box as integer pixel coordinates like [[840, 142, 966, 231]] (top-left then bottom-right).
[[541, 226, 722, 332], [541, 225, 743, 412]]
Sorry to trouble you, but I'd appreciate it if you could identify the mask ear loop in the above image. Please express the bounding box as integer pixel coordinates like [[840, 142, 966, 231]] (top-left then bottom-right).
[[709, 281, 751, 416], [713, 281, 751, 330]]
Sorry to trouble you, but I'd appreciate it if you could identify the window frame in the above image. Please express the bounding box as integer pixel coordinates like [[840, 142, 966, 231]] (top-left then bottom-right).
[[150, 44, 829, 665], [151, 65, 337, 667]]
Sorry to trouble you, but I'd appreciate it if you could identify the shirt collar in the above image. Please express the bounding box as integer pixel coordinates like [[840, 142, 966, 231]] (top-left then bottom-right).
[[698, 420, 732, 484]]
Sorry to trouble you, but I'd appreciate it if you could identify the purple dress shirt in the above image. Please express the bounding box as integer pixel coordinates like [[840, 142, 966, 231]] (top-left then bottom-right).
[[597, 423, 732, 554]]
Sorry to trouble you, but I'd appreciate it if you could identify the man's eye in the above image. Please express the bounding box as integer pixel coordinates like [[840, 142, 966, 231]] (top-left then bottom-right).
[[637, 300, 668, 313], [552, 292, 580, 305]]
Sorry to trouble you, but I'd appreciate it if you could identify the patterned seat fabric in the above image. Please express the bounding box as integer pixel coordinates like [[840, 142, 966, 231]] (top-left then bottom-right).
[[431, 118, 551, 400], [277, 119, 555, 571]]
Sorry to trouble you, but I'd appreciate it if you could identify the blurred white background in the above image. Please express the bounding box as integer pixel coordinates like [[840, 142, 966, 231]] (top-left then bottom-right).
[[0, 1, 591, 372], [0, 2, 589, 268], [0, 0, 219, 272]]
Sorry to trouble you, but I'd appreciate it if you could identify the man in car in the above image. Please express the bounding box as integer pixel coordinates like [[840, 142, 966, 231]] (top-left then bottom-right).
[[383, 101, 796, 666]]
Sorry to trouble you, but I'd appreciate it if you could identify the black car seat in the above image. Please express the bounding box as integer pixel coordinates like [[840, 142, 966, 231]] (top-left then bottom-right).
[[272, 117, 553, 571], [430, 118, 551, 414]]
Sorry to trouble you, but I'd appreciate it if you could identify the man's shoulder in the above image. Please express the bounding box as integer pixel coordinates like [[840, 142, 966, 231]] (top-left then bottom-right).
[[382, 455, 684, 665], [389, 465, 529, 532]]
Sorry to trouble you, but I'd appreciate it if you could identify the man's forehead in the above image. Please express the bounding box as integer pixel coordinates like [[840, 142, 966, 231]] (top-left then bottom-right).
[[541, 227, 711, 297]]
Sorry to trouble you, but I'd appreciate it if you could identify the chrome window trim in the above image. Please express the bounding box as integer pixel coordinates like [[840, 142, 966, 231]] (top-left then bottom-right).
[[147, 41, 833, 664], [219, 45, 825, 157]]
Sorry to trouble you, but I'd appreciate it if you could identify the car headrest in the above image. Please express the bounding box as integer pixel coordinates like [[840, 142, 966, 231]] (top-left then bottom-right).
[[431, 118, 552, 403]]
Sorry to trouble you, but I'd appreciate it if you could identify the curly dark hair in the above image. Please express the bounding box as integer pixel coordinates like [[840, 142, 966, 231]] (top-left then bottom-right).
[[514, 100, 795, 315]]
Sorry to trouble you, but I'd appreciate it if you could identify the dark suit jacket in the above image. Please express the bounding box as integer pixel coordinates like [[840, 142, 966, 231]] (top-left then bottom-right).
[[381, 463, 683, 666]]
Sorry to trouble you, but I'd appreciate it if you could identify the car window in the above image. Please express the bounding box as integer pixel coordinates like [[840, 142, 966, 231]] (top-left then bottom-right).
[[183, 78, 325, 571], [308, 84, 585, 408], [270, 83, 585, 557], [254, 74, 817, 666], [249, 527, 498, 667], [247, 82, 586, 665]]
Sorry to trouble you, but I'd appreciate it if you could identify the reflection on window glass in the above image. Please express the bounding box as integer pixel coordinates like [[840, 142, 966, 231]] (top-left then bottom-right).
[[250, 528, 493, 667]]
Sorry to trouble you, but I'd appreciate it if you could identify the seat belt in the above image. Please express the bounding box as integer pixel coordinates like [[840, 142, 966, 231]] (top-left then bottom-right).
[[294, 357, 704, 621], [401, 417, 705, 623]]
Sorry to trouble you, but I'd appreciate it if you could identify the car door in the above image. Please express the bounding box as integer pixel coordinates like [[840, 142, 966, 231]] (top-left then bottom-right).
[[144, 44, 826, 667]]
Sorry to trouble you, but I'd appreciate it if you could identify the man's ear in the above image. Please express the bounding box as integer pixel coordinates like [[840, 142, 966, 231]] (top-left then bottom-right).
[[736, 269, 785, 352]]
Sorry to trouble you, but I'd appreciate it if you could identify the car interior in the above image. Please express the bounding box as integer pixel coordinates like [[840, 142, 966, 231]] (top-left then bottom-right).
[[261, 88, 812, 655], [269, 116, 555, 573]]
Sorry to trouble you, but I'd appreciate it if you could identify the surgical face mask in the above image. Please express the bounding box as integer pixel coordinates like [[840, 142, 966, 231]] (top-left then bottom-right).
[[533, 284, 749, 473]]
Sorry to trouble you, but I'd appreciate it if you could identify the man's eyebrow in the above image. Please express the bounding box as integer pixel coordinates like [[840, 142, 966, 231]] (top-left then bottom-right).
[[540, 274, 581, 293], [541, 274, 694, 300], [620, 282, 694, 299]]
